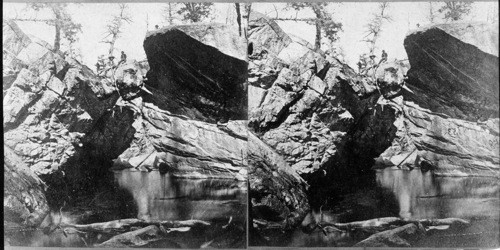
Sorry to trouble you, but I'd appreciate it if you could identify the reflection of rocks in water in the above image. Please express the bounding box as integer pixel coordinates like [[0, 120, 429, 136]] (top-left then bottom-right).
[[376, 169, 500, 219], [113, 170, 246, 222]]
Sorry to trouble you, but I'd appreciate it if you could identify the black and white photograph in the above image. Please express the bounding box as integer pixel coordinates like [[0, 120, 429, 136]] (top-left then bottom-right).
[[3, 2, 247, 248], [247, 1, 499, 248], [3, 0, 500, 249]]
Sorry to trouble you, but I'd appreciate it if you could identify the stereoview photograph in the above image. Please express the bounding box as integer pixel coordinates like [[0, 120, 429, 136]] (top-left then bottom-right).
[[3, 2, 247, 248], [246, 1, 499, 248]]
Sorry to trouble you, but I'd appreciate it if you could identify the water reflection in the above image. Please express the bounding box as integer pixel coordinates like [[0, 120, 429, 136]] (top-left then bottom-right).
[[113, 170, 247, 222], [375, 168, 500, 219], [280, 169, 499, 247], [6, 170, 247, 248]]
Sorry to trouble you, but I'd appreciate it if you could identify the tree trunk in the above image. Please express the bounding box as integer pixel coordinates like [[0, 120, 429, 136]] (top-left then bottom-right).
[[54, 23, 61, 52], [314, 21, 321, 50], [235, 3, 242, 36], [311, 3, 322, 51], [108, 35, 116, 57], [245, 3, 252, 24], [53, 9, 62, 52], [168, 3, 173, 25]]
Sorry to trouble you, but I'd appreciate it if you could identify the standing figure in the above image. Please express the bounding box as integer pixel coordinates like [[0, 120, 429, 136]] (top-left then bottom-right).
[[379, 50, 388, 65], [108, 55, 116, 69], [120, 51, 127, 64]]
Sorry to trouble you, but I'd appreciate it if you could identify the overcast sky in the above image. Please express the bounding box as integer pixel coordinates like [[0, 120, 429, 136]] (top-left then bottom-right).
[[3, 2, 498, 69]]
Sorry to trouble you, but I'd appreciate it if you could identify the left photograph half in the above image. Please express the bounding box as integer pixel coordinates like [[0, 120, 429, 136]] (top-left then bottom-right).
[[3, 2, 248, 248]]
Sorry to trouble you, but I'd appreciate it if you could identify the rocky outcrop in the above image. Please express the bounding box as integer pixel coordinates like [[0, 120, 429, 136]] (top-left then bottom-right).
[[249, 132, 309, 236], [3, 22, 117, 177], [248, 12, 368, 177], [4, 146, 49, 227], [247, 14, 499, 241], [88, 24, 250, 180], [371, 22, 500, 176], [3, 22, 248, 227], [404, 22, 499, 121], [247, 12, 374, 240], [143, 24, 248, 123]]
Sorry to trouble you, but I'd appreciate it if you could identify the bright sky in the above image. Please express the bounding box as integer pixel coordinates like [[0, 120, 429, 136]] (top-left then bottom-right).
[[253, 2, 498, 67], [3, 3, 240, 66], [3, 2, 498, 69]]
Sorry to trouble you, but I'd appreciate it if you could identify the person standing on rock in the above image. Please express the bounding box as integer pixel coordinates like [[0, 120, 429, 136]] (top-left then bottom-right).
[[379, 50, 388, 65], [108, 55, 116, 69], [120, 51, 127, 65]]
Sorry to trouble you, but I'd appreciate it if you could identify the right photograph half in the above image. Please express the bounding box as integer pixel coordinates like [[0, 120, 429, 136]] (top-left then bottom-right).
[[246, 2, 499, 248]]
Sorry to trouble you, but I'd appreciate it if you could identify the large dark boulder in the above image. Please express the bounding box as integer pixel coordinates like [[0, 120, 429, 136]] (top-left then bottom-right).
[[143, 24, 248, 122], [368, 22, 500, 176], [404, 22, 499, 121]]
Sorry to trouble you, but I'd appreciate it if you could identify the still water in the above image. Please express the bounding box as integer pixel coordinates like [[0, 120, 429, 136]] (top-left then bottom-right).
[[286, 168, 499, 247], [5, 169, 247, 248]]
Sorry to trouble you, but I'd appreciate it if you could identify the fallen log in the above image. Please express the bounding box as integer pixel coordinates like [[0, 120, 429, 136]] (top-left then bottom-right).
[[315, 216, 470, 236], [353, 222, 426, 247], [61, 218, 210, 234], [95, 225, 162, 247]]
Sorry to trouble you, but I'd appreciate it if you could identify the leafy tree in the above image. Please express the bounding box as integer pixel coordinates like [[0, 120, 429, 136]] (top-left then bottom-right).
[[101, 4, 132, 57], [14, 3, 82, 52], [273, 2, 342, 51], [438, 1, 472, 22], [363, 2, 392, 55], [177, 3, 213, 23]]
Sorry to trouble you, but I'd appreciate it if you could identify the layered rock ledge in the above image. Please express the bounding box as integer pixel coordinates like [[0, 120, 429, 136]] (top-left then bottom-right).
[[3, 22, 248, 228], [247, 13, 499, 241]]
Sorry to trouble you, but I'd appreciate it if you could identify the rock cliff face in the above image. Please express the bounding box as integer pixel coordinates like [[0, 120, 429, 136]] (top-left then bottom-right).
[[4, 146, 49, 227], [248, 13, 499, 239], [249, 132, 309, 241], [248, 12, 367, 177], [247, 12, 371, 237], [143, 24, 248, 123], [404, 22, 499, 121], [3, 22, 248, 227], [96, 23, 248, 179], [373, 22, 499, 176]]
